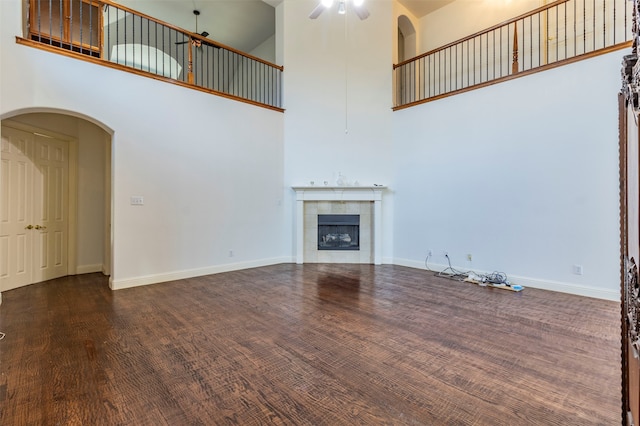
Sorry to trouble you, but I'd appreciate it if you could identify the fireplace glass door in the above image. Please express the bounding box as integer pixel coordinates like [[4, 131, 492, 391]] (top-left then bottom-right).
[[317, 214, 360, 250]]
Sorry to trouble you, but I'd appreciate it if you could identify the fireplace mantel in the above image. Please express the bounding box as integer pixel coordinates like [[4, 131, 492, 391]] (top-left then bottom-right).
[[292, 186, 386, 264]]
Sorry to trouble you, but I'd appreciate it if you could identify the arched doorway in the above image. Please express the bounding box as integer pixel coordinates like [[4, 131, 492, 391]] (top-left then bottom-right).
[[397, 15, 416, 63], [0, 111, 112, 292], [397, 15, 417, 105]]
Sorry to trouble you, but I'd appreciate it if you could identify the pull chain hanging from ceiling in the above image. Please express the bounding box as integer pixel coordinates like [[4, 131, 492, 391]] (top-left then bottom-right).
[[344, 7, 349, 134]]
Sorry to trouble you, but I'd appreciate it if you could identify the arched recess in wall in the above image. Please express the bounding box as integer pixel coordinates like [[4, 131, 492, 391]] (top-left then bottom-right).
[[0, 109, 113, 292], [397, 15, 416, 62]]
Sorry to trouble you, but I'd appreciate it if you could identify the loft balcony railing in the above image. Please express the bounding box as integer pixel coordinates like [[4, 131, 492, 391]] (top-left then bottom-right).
[[393, 0, 633, 110], [22, 0, 283, 111]]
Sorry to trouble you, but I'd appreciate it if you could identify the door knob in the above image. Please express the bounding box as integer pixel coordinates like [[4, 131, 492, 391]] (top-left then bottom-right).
[[34, 225, 47, 230], [25, 224, 33, 230]]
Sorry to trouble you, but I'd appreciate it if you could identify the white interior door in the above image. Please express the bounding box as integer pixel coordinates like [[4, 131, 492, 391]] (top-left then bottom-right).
[[1, 127, 34, 289], [1, 125, 69, 291], [32, 134, 69, 282]]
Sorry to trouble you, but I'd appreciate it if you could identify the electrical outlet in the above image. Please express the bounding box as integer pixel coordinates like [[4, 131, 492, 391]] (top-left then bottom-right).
[[427, 249, 433, 257], [443, 250, 448, 257], [467, 254, 472, 262], [573, 264, 583, 275], [229, 250, 234, 257], [130, 196, 144, 206]]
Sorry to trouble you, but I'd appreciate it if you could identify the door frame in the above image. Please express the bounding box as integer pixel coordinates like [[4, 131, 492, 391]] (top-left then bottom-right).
[[1, 120, 79, 278]]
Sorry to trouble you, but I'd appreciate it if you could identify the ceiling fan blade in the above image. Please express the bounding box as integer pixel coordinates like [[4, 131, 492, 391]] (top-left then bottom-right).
[[176, 31, 207, 46], [309, 3, 324, 19], [353, 5, 369, 20]]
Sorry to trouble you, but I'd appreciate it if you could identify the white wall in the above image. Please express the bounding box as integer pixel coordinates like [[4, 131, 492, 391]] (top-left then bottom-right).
[[1, 0, 286, 289], [280, 0, 395, 261], [5, 114, 108, 274], [392, 50, 622, 300], [251, 34, 276, 63], [76, 120, 108, 273], [420, 0, 540, 51]]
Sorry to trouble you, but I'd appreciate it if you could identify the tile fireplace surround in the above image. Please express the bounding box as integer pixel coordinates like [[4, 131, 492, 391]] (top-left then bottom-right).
[[292, 186, 386, 264]]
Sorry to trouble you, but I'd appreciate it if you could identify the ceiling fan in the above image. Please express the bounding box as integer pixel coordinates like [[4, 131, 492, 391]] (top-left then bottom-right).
[[309, 0, 369, 20], [176, 10, 210, 46]]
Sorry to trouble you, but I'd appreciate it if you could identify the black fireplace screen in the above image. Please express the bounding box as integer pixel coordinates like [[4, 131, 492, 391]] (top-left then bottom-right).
[[318, 214, 360, 251]]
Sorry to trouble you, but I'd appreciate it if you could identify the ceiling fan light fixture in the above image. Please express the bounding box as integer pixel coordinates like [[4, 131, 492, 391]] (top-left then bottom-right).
[[309, 0, 369, 20]]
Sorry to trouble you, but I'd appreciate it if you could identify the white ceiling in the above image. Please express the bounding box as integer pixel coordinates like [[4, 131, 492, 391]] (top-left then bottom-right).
[[115, 0, 455, 55], [397, 0, 455, 17]]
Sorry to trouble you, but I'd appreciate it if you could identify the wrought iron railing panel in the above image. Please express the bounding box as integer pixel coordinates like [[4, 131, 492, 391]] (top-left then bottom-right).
[[394, 0, 632, 109], [29, 0, 102, 57]]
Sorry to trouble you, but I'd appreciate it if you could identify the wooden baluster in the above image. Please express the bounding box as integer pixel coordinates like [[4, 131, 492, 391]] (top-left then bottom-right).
[[512, 22, 519, 74], [188, 36, 194, 84]]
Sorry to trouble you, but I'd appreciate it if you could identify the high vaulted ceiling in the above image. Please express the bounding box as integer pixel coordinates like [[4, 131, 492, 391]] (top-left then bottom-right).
[[114, 0, 455, 56], [398, 0, 455, 17]]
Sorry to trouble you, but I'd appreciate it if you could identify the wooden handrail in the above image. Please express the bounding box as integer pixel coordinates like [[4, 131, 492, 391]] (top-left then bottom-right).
[[393, 41, 631, 111], [15, 36, 285, 112], [394, 0, 570, 68]]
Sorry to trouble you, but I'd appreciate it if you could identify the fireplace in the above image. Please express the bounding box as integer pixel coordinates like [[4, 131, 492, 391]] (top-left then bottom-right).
[[292, 185, 386, 264], [318, 214, 360, 251]]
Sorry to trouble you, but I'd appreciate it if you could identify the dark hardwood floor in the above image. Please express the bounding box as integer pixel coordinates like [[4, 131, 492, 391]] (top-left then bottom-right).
[[0, 264, 621, 425]]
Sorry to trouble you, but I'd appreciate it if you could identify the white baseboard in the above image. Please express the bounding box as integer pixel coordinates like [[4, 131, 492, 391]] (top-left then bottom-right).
[[76, 264, 104, 274], [392, 257, 619, 301], [510, 275, 618, 301], [392, 258, 431, 270], [107, 255, 619, 301], [109, 257, 291, 290]]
